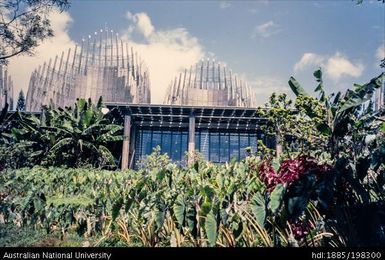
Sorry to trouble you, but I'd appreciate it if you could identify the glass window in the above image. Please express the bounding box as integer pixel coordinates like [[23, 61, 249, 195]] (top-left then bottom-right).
[[195, 133, 200, 152], [229, 133, 239, 161], [249, 134, 257, 155], [171, 132, 181, 161], [220, 132, 229, 162], [134, 127, 264, 167], [134, 131, 141, 163], [239, 133, 249, 160], [199, 131, 209, 160], [152, 130, 162, 151], [161, 131, 172, 157], [142, 130, 152, 156], [210, 132, 220, 162], [181, 133, 188, 160], [133, 129, 190, 168]]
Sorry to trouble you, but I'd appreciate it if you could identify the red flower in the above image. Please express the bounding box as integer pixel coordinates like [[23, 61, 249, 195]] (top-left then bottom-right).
[[259, 155, 330, 192], [289, 219, 311, 240]]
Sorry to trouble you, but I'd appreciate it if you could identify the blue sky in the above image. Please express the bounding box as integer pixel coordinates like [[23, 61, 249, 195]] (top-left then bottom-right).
[[8, 0, 385, 104]]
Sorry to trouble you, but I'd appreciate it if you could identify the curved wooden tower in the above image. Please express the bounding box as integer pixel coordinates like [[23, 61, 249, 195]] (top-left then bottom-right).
[[0, 65, 14, 110], [25, 29, 151, 111], [163, 59, 256, 107]]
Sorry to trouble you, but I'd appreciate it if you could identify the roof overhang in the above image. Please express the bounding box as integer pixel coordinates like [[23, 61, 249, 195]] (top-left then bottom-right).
[[105, 103, 268, 131]]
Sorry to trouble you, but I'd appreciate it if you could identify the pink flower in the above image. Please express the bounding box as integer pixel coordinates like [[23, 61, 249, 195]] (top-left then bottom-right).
[[259, 155, 330, 192], [289, 219, 311, 240]]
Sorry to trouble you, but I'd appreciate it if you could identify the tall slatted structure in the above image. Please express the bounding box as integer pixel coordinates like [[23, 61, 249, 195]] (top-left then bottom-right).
[[25, 29, 151, 112], [375, 79, 385, 111], [0, 65, 14, 110], [163, 59, 257, 107]]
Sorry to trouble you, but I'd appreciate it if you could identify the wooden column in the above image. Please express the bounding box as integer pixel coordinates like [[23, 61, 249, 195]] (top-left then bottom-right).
[[188, 112, 196, 165], [121, 114, 131, 170]]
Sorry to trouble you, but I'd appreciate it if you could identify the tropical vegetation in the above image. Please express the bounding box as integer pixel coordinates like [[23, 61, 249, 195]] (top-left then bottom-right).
[[0, 97, 123, 170], [0, 69, 384, 247]]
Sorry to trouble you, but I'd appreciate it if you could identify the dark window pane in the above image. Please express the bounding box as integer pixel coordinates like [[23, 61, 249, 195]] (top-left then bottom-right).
[[162, 131, 172, 157], [143, 130, 152, 155], [134, 130, 141, 164], [239, 133, 249, 160], [152, 131, 162, 151], [199, 131, 209, 160], [171, 132, 181, 161], [210, 132, 219, 162], [134, 129, 262, 166], [229, 133, 239, 160], [181, 133, 188, 160], [195, 133, 200, 153], [220, 132, 229, 162], [249, 134, 257, 155]]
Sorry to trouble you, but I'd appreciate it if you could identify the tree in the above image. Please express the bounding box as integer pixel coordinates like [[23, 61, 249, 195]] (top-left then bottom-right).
[[356, 0, 385, 4], [16, 90, 25, 111], [0, 0, 70, 64], [288, 70, 385, 159]]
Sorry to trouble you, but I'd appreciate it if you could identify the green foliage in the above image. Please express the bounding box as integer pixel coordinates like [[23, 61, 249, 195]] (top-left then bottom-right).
[[204, 211, 218, 246], [0, 156, 334, 247], [288, 71, 384, 157], [250, 192, 266, 227], [269, 184, 285, 215], [0, 69, 383, 247], [285, 70, 385, 245], [137, 146, 171, 169], [258, 92, 323, 158], [0, 98, 123, 169], [0, 224, 93, 247], [258, 69, 385, 246], [0, 103, 12, 143], [16, 91, 26, 111], [0, 0, 70, 64]]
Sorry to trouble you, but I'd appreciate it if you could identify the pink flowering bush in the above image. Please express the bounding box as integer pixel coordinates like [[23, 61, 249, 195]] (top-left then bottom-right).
[[258, 155, 330, 192]]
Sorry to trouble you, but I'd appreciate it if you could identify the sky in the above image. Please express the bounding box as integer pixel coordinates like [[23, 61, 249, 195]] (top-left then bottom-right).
[[7, 0, 385, 105]]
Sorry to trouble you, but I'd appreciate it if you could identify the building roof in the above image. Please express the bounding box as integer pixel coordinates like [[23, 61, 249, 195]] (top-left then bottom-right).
[[106, 102, 267, 131]]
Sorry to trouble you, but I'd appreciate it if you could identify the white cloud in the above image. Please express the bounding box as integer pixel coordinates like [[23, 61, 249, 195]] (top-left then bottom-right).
[[252, 76, 291, 105], [252, 20, 280, 38], [126, 11, 154, 38], [325, 52, 364, 80], [121, 11, 205, 104], [294, 52, 364, 81], [8, 9, 75, 99], [294, 53, 325, 72], [219, 1, 231, 9], [376, 44, 385, 60]]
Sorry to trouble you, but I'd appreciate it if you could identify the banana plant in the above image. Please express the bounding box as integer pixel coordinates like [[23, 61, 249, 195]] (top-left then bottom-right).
[[288, 70, 384, 159], [4, 97, 123, 168], [44, 97, 123, 168]]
